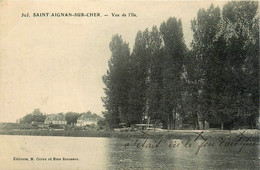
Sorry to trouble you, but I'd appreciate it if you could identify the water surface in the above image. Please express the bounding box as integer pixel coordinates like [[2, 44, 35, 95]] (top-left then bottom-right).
[[0, 135, 259, 169]]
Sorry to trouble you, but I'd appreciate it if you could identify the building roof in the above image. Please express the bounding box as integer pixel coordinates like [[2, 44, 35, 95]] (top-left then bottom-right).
[[77, 113, 102, 121], [45, 114, 66, 121]]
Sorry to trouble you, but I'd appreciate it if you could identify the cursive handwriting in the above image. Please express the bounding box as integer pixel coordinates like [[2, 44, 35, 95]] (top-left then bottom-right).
[[124, 131, 259, 155]]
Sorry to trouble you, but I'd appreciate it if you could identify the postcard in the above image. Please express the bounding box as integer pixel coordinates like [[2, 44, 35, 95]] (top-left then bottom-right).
[[0, 0, 259, 169]]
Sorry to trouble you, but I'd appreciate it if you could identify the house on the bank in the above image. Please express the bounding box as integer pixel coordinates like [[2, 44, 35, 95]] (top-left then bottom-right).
[[45, 114, 67, 125], [76, 113, 101, 127]]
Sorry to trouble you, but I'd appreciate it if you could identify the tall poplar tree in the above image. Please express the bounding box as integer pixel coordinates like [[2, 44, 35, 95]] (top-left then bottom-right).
[[220, 1, 259, 128], [146, 26, 165, 124], [127, 30, 150, 125], [160, 17, 187, 129], [102, 35, 131, 128]]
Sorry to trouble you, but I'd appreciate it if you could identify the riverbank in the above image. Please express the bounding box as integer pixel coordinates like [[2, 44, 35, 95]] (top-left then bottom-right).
[[0, 129, 259, 140]]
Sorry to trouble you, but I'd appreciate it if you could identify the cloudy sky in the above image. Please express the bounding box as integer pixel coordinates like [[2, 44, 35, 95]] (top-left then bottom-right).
[[0, 0, 228, 122]]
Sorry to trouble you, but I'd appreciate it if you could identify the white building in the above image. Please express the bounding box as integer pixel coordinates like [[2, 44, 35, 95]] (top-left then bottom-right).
[[76, 114, 100, 126], [45, 114, 67, 125]]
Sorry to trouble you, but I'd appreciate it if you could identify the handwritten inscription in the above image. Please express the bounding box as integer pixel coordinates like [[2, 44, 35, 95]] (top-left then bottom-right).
[[124, 131, 259, 155]]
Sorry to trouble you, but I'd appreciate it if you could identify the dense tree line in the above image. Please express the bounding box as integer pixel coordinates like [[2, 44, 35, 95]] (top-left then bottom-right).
[[20, 108, 46, 124], [20, 109, 101, 125], [102, 1, 259, 130]]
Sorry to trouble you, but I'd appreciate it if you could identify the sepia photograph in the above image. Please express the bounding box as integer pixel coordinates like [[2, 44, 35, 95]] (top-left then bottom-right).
[[0, 0, 259, 169]]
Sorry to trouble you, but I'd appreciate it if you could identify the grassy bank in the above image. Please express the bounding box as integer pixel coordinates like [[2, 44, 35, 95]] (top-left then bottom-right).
[[0, 129, 259, 140]]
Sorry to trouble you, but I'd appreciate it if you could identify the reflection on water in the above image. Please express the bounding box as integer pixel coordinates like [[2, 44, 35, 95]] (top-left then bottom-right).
[[106, 138, 259, 169], [0, 135, 259, 170]]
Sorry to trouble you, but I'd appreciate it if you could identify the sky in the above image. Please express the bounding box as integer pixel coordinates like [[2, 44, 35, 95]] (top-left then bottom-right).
[[0, 0, 228, 122]]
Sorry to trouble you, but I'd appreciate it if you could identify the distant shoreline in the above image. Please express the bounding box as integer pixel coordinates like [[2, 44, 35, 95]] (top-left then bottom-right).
[[0, 129, 259, 140]]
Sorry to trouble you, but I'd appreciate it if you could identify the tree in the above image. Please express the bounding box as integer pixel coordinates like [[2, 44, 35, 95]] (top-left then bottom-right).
[[187, 2, 259, 129], [220, 1, 259, 128], [102, 34, 131, 128], [146, 26, 165, 125], [97, 119, 106, 129], [20, 108, 46, 124], [127, 29, 150, 125], [183, 50, 203, 129], [160, 17, 187, 129], [189, 5, 224, 129], [65, 112, 81, 125]]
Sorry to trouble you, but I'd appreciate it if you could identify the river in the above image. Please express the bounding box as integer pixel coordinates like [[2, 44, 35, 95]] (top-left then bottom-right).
[[0, 135, 259, 169]]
